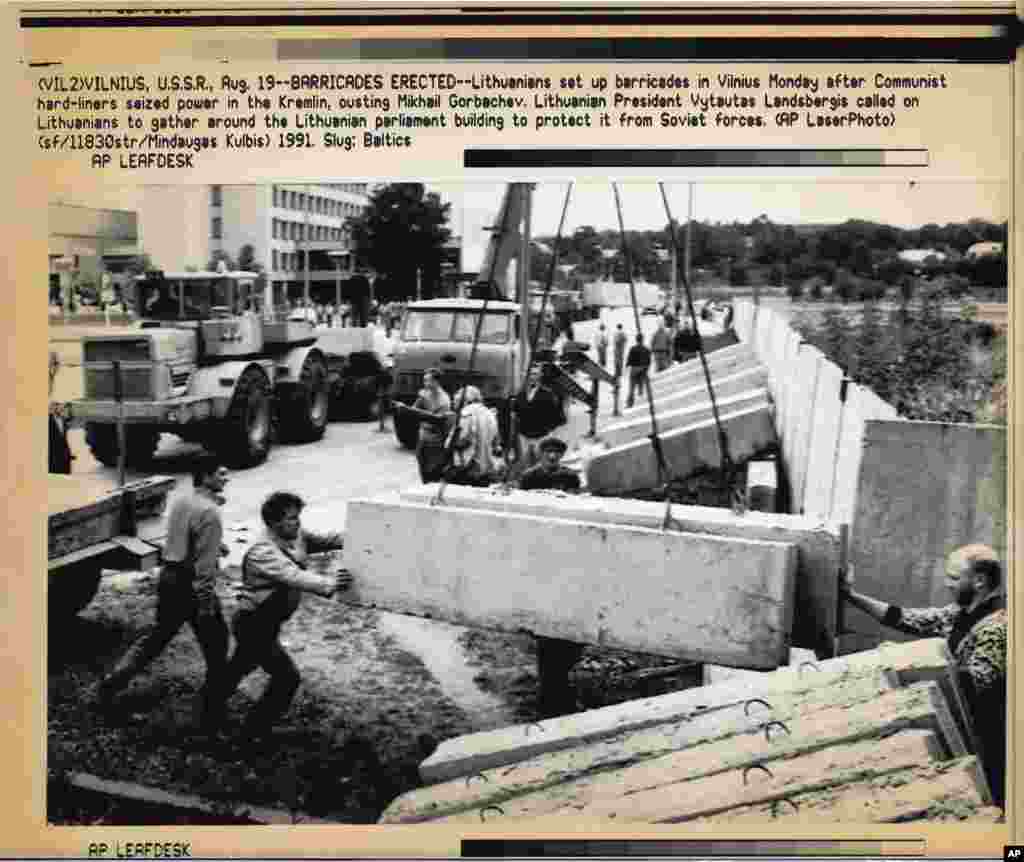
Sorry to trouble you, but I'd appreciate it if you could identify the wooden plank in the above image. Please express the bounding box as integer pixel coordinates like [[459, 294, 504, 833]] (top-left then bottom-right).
[[343, 495, 797, 668], [696, 757, 990, 824], [417, 683, 956, 824], [417, 637, 954, 785]]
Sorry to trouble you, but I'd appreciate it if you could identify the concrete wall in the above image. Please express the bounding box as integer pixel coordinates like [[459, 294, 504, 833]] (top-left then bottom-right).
[[843, 420, 1008, 653], [733, 301, 1007, 655]]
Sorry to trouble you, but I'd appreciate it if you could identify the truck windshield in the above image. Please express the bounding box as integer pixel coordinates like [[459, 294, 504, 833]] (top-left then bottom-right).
[[403, 310, 511, 344], [137, 278, 233, 320]]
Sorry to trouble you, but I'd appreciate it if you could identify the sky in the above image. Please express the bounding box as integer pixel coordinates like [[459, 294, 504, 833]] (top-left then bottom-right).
[[432, 181, 1008, 272]]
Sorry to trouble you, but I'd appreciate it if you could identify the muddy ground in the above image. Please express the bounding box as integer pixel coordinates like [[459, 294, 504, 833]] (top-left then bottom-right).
[[47, 565, 699, 825]]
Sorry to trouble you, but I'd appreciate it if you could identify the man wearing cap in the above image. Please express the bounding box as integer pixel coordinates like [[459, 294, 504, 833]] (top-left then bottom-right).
[[516, 435, 586, 717], [841, 544, 1007, 810], [519, 436, 581, 494]]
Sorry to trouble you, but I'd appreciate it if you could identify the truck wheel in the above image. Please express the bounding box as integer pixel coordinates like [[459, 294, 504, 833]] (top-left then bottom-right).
[[218, 366, 272, 468], [279, 352, 330, 443], [394, 409, 419, 450], [49, 561, 102, 620], [85, 423, 160, 468]]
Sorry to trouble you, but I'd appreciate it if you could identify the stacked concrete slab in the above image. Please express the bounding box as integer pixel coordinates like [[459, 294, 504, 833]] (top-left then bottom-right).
[[379, 638, 992, 825], [398, 486, 841, 656], [585, 403, 777, 496], [342, 491, 797, 668], [731, 300, 1006, 656]]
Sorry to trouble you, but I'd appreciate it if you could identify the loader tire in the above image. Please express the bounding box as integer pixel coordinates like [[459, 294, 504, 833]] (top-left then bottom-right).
[[217, 366, 273, 468], [85, 423, 160, 468], [279, 352, 330, 443]]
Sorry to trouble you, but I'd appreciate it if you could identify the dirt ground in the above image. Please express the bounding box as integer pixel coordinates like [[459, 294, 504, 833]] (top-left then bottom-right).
[[47, 563, 699, 825]]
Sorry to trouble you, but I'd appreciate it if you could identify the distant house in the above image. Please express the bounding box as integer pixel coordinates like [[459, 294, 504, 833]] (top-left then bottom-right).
[[898, 248, 947, 265], [965, 241, 1004, 259]]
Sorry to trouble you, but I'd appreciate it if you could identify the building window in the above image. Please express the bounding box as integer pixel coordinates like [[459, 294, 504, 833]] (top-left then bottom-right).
[[289, 191, 297, 209], [272, 219, 279, 239], [211, 217, 222, 239], [211, 185, 222, 206], [273, 186, 281, 208], [272, 250, 279, 271]]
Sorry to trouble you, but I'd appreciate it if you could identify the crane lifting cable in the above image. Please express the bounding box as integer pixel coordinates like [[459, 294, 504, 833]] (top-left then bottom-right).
[[612, 182, 672, 496], [431, 184, 523, 505], [658, 182, 746, 515]]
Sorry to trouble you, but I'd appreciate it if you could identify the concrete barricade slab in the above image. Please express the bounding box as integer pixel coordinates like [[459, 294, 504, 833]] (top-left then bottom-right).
[[343, 494, 797, 668], [399, 484, 840, 656], [412, 638, 953, 785], [595, 389, 769, 451], [617, 366, 769, 425], [585, 404, 777, 496], [418, 683, 957, 823]]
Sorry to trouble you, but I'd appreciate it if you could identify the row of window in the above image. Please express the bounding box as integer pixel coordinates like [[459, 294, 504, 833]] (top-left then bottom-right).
[[272, 186, 366, 219], [211, 217, 350, 242], [271, 250, 347, 272], [271, 219, 346, 243]]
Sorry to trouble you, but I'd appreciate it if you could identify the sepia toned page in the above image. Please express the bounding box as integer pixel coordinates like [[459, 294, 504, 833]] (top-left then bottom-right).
[[1, 0, 1019, 857]]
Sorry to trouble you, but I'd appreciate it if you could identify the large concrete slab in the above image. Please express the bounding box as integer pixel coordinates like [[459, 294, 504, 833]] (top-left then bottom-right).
[[845, 419, 1008, 654], [402, 482, 841, 655], [567, 730, 945, 824], [649, 350, 760, 400], [802, 359, 846, 520], [415, 683, 959, 823], [386, 669, 907, 822], [617, 365, 769, 426], [585, 404, 777, 496], [342, 494, 797, 668], [593, 389, 769, 451], [414, 638, 954, 784]]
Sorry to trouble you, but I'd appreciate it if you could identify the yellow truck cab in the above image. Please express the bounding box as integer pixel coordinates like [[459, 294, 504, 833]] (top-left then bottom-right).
[[390, 298, 523, 448]]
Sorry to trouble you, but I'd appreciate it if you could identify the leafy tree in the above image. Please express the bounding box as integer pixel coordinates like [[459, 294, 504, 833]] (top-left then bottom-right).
[[785, 281, 803, 301], [346, 183, 452, 300]]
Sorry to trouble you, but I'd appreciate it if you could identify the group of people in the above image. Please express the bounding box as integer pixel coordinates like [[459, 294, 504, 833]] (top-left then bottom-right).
[[407, 364, 578, 495], [93, 457, 350, 745]]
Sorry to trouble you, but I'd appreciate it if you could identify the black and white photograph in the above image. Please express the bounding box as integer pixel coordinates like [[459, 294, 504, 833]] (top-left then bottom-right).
[[44, 179, 1008, 827]]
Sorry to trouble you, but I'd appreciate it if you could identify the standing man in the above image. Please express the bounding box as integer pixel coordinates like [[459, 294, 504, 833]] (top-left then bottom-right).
[[445, 386, 499, 487], [516, 435, 585, 718], [841, 544, 1007, 809], [625, 333, 652, 408], [513, 364, 565, 471], [48, 351, 74, 475], [214, 492, 349, 741], [674, 319, 700, 365], [95, 456, 231, 732], [593, 323, 609, 369], [412, 368, 452, 483], [612, 323, 628, 379], [650, 319, 672, 373]]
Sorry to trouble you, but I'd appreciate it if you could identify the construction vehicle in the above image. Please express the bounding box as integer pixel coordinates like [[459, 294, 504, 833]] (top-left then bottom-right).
[[65, 270, 385, 469], [390, 184, 597, 450], [48, 474, 173, 619]]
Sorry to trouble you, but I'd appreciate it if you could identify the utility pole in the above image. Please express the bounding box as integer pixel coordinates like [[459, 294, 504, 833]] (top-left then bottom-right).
[[303, 185, 311, 306], [519, 183, 532, 377]]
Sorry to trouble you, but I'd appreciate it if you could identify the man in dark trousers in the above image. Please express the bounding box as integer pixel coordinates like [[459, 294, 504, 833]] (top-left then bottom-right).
[[214, 492, 349, 742], [513, 364, 565, 471], [48, 351, 73, 474], [96, 456, 231, 731], [673, 319, 700, 364], [411, 368, 453, 483], [348, 271, 371, 327], [612, 323, 628, 379], [841, 544, 1007, 810], [625, 333, 652, 408], [516, 436, 585, 718]]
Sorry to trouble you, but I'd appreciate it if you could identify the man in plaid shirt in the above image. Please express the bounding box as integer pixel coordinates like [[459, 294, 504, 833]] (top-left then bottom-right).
[[841, 544, 1007, 809]]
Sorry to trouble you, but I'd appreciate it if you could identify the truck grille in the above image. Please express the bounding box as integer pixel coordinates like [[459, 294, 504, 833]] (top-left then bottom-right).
[[83, 339, 151, 363], [170, 368, 191, 388], [84, 366, 156, 401]]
